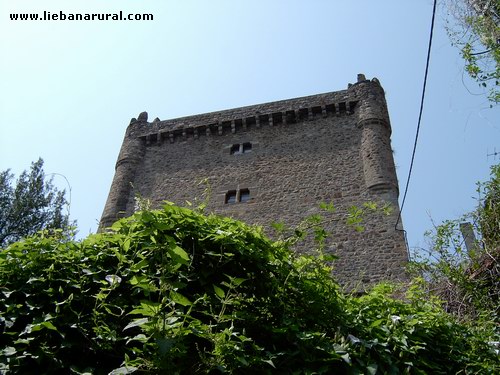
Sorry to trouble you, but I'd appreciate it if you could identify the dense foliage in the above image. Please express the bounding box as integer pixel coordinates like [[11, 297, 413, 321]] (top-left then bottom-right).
[[409, 164, 499, 324], [1, 204, 499, 374], [443, 0, 499, 104], [0, 158, 70, 247], [480, 163, 500, 249]]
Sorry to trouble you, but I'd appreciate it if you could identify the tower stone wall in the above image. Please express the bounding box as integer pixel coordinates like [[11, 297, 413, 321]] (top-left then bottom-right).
[[100, 75, 408, 286]]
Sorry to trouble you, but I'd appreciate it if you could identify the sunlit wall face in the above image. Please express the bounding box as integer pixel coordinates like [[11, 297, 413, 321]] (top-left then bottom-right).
[[1, 0, 497, 250]]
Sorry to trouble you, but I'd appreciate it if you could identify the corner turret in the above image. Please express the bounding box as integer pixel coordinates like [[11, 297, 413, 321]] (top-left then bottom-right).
[[99, 112, 148, 230], [349, 75, 399, 198]]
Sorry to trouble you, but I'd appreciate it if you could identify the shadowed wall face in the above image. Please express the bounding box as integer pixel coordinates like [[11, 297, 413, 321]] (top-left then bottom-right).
[[100, 76, 408, 286]]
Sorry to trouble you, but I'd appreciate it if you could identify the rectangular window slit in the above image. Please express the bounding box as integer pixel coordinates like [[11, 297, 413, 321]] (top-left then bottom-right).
[[230, 144, 240, 155], [242, 142, 252, 153], [225, 190, 237, 204], [240, 188, 250, 202]]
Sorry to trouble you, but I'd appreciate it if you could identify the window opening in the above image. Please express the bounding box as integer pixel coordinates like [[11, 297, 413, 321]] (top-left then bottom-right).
[[230, 144, 240, 155], [230, 142, 252, 155], [242, 142, 252, 153], [239, 188, 250, 202], [225, 190, 237, 204], [224, 189, 250, 204]]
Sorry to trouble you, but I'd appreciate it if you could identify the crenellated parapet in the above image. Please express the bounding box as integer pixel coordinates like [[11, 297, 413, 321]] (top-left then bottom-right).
[[127, 91, 360, 145]]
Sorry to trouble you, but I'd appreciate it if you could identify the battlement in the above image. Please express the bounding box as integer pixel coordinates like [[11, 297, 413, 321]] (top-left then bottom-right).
[[128, 75, 386, 145], [133, 95, 358, 145]]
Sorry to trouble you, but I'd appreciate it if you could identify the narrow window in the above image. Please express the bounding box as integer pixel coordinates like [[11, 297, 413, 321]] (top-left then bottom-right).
[[239, 188, 250, 202], [230, 144, 240, 155], [224, 189, 250, 204], [225, 190, 237, 204], [230, 142, 252, 155], [242, 142, 252, 153]]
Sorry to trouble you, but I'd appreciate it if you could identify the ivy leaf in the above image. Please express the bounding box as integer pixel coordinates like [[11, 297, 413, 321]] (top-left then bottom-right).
[[262, 359, 276, 368], [370, 319, 384, 328], [105, 275, 122, 286], [367, 364, 378, 375], [169, 290, 192, 306], [213, 285, 225, 299], [168, 245, 190, 264], [109, 366, 138, 374], [129, 301, 160, 317], [154, 221, 173, 230], [126, 334, 148, 344], [341, 353, 351, 364], [232, 277, 247, 287], [123, 318, 149, 331], [32, 321, 58, 332], [122, 238, 131, 252], [2, 347, 16, 356]]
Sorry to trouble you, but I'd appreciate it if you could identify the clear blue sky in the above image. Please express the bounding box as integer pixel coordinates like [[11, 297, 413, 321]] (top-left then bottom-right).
[[1, 0, 498, 253]]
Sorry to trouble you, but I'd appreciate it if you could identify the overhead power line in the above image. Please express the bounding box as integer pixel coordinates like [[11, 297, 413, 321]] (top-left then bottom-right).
[[395, 0, 438, 252]]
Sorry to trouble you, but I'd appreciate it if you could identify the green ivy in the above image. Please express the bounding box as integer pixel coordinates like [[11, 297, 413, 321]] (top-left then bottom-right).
[[1, 204, 498, 373]]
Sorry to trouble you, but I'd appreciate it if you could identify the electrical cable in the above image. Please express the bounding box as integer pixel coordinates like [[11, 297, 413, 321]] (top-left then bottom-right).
[[395, 0, 438, 258]]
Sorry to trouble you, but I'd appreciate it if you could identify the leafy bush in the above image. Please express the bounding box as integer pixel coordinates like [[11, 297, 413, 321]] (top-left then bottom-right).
[[409, 164, 499, 324], [1, 204, 498, 373], [480, 164, 500, 250], [344, 281, 498, 374]]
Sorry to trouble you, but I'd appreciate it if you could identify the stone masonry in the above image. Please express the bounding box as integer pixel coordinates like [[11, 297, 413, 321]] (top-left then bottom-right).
[[100, 74, 408, 286]]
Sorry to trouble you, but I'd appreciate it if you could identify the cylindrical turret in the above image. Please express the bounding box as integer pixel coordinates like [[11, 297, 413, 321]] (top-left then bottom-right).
[[99, 114, 147, 230], [350, 77, 399, 196]]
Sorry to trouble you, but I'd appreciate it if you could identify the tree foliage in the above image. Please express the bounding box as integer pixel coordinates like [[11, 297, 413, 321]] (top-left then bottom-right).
[[1, 204, 498, 374], [0, 158, 70, 247], [409, 163, 499, 325], [480, 163, 500, 249], [443, 0, 500, 103]]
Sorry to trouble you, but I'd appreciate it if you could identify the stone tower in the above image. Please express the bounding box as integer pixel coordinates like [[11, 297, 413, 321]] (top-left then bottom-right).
[[100, 75, 407, 285]]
